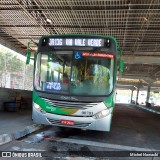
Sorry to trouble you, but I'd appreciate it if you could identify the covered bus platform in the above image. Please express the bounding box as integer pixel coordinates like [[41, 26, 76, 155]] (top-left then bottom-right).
[[0, 0, 160, 159]]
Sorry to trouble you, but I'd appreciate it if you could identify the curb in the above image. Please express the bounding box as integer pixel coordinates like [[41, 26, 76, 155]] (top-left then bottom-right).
[[135, 105, 160, 115], [0, 124, 45, 146]]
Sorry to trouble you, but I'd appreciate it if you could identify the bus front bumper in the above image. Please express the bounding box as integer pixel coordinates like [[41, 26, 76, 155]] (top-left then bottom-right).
[[32, 106, 112, 132]]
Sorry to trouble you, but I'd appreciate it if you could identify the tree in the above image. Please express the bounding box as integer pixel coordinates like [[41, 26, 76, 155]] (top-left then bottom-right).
[[0, 45, 34, 90]]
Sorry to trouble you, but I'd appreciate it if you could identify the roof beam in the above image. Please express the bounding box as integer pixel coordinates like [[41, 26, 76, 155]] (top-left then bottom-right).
[[1, 25, 160, 30], [1, 5, 160, 10]]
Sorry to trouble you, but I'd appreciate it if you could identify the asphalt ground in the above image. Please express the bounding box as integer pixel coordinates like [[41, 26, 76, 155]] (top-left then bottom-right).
[[0, 104, 160, 159]]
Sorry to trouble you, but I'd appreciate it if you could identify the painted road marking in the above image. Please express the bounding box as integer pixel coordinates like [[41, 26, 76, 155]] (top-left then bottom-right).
[[53, 137, 159, 151], [136, 105, 160, 114]]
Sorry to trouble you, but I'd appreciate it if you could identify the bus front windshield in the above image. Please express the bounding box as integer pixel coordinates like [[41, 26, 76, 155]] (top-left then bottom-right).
[[35, 51, 114, 96]]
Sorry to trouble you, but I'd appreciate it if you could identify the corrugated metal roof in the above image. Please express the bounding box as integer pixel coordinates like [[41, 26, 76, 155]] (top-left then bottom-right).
[[0, 0, 160, 85], [0, 0, 160, 54]]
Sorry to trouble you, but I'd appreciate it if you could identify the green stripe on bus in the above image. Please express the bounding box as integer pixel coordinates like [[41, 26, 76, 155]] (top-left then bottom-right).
[[33, 91, 78, 115]]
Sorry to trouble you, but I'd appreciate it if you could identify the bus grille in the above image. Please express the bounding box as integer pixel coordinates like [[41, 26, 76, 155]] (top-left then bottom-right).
[[42, 98, 99, 110], [47, 118, 91, 128]]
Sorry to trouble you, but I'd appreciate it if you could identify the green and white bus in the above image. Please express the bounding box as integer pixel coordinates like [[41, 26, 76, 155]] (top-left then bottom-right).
[[29, 34, 123, 131]]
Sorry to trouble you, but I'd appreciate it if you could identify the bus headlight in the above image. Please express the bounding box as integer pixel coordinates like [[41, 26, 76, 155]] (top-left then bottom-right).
[[93, 108, 112, 119], [34, 103, 46, 114], [34, 103, 40, 109]]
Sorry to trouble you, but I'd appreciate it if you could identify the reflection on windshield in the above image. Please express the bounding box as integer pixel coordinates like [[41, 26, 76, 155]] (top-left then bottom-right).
[[34, 51, 114, 96], [71, 55, 113, 95]]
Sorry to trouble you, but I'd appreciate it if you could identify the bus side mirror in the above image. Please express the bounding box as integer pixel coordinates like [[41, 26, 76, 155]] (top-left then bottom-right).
[[120, 60, 124, 73], [26, 41, 31, 64], [26, 49, 31, 64]]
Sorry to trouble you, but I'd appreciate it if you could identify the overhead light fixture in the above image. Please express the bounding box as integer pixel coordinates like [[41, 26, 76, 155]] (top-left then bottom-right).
[[143, 17, 148, 21], [137, 37, 140, 41], [46, 18, 52, 24]]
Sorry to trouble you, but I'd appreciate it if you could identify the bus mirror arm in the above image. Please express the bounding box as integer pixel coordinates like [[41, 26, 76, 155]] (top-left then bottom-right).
[[120, 60, 124, 73], [26, 42, 31, 65], [117, 45, 122, 57], [26, 50, 31, 64], [117, 46, 124, 73]]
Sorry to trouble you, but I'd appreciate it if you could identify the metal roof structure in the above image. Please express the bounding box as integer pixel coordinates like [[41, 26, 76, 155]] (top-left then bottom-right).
[[0, 0, 160, 88]]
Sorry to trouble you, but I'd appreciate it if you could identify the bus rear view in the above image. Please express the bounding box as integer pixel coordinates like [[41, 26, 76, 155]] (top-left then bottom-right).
[[32, 34, 119, 131]]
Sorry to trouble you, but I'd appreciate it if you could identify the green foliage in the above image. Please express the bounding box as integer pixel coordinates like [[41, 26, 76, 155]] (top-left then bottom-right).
[[26, 64, 34, 77], [0, 55, 5, 71], [0, 49, 24, 72], [0, 48, 6, 71], [0, 45, 34, 90], [8, 55, 24, 72]]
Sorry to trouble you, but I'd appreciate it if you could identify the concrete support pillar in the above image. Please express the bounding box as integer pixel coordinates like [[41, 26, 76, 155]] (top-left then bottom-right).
[[146, 85, 151, 103], [136, 87, 139, 105], [130, 89, 133, 102]]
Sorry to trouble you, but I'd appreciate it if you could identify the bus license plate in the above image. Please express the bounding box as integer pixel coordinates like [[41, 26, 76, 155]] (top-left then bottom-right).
[[61, 120, 74, 126]]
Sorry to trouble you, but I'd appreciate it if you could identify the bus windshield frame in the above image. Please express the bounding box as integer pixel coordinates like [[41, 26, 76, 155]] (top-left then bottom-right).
[[34, 50, 115, 97]]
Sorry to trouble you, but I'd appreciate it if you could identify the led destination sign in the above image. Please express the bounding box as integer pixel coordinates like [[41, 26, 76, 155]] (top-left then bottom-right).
[[82, 52, 114, 58], [48, 38, 106, 47]]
